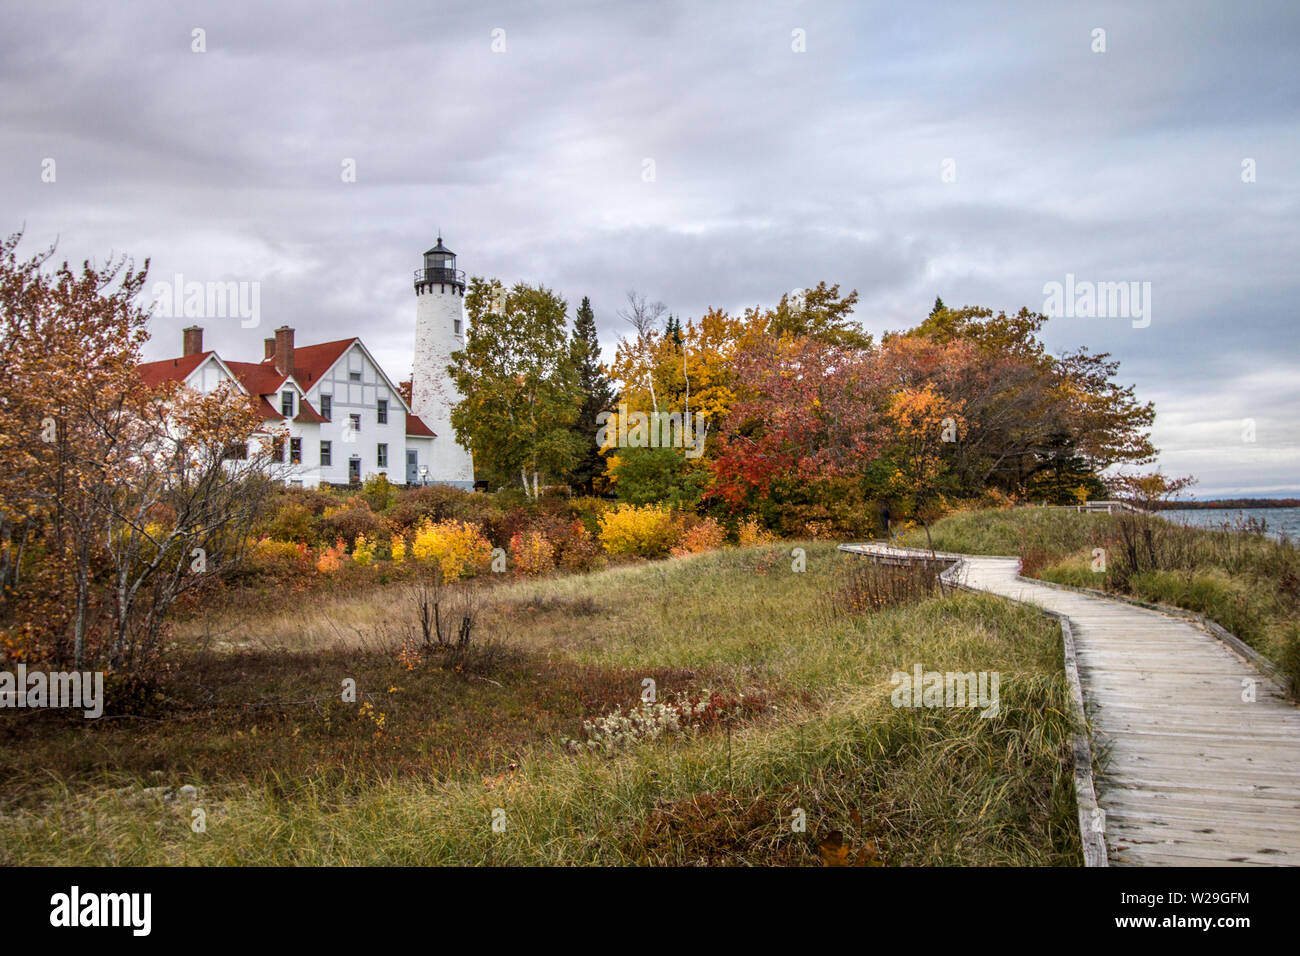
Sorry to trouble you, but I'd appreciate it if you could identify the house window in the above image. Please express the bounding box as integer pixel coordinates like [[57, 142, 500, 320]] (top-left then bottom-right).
[[289, 438, 302, 465], [320, 440, 332, 466], [377, 399, 388, 424], [349, 371, 362, 383], [377, 443, 388, 468], [349, 413, 361, 433], [320, 394, 332, 420], [454, 319, 462, 335], [270, 437, 285, 462], [281, 390, 295, 418], [222, 442, 248, 461]]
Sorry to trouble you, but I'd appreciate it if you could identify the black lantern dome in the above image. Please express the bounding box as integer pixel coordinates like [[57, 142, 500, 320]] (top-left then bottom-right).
[[414, 235, 466, 293]]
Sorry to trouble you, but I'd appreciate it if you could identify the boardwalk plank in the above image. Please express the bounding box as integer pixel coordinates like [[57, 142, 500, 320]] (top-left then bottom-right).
[[842, 544, 1300, 867]]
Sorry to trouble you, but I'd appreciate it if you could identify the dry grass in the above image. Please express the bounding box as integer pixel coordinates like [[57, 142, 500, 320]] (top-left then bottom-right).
[[1, 542, 1082, 866]]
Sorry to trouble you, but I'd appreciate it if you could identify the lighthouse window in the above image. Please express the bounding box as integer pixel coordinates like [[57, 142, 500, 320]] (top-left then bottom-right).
[[454, 319, 462, 335]]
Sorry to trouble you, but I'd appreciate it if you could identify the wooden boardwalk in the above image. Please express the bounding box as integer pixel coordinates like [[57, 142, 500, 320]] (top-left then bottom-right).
[[843, 544, 1300, 866]]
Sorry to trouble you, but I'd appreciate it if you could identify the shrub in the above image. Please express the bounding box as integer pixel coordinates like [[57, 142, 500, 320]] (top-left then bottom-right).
[[841, 558, 945, 613], [738, 516, 776, 547], [597, 503, 681, 558], [526, 515, 603, 572], [388, 485, 508, 542], [352, 533, 375, 567], [671, 517, 726, 557], [390, 535, 407, 563], [316, 539, 346, 574], [360, 473, 397, 512], [410, 518, 493, 582], [320, 499, 381, 546], [263, 501, 318, 544], [509, 530, 555, 577]]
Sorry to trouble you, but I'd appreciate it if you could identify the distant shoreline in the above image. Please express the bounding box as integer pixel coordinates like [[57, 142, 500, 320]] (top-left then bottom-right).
[[1153, 499, 1300, 510]]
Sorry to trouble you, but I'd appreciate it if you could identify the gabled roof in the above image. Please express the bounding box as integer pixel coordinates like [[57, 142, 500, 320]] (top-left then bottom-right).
[[406, 412, 436, 437], [225, 360, 290, 397], [137, 351, 214, 388], [254, 396, 330, 424], [263, 337, 358, 386]]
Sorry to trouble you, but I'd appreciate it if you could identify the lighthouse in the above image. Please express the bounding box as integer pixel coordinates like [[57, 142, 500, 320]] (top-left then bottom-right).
[[411, 237, 476, 488]]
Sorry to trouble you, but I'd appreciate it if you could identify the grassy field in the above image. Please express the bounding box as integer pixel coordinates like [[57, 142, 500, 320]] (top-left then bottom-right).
[[0, 541, 1082, 866], [901, 507, 1300, 692]]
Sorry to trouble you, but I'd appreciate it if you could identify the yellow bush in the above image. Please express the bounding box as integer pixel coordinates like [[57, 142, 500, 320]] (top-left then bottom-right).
[[390, 535, 406, 563], [255, 538, 303, 562], [410, 518, 492, 581], [597, 504, 681, 558], [352, 533, 375, 567], [738, 516, 776, 547]]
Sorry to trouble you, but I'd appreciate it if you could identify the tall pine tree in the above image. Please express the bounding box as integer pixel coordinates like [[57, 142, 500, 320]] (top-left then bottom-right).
[[566, 296, 616, 494]]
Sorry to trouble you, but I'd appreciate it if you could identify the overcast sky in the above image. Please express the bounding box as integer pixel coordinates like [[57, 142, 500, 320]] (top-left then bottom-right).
[[3, 0, 1297, 497]]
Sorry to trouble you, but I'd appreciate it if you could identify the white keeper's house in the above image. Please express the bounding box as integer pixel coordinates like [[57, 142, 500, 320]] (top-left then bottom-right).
[[137, 238, 476, 489]]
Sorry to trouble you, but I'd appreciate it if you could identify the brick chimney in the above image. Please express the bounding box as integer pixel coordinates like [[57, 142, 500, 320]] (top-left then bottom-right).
[[273, 326, 295, 377], [182, 326, 203, 357], [264, 337, 276, 360]]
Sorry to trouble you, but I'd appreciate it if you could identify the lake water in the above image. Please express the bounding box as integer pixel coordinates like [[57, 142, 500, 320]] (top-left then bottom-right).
[[1162, 507, 1300, 541]]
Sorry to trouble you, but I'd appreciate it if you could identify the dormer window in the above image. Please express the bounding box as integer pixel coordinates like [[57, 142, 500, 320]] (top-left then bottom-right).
[[281, 390, 294, 417]]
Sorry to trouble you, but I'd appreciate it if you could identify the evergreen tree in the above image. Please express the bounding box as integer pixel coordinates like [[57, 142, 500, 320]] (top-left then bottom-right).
[[565, 296, 616, 494]]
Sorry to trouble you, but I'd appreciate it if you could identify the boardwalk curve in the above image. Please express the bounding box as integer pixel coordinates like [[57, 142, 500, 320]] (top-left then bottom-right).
[[842, 543, 1300, 867]]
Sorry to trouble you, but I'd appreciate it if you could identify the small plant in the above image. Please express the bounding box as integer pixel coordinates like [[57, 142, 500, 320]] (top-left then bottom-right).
[[509, 529, 556, 576], [410, 518, 493, 581], [841, 558, 944, 613], [738, 516, 776, 547], [316, 538, 346, 574], [671, 517, 726, 557], [597, 503, 681, 558], [351, 533, 375, 567], [563, 688, 762, 756], [404, 570, 482, 654]]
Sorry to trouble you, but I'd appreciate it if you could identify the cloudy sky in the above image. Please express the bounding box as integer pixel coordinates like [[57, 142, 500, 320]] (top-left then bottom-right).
[[3, 0, 1296, 496]]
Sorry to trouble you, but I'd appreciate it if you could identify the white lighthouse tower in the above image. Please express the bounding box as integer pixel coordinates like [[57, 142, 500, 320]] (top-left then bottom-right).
[[411, 237, 475, 488]]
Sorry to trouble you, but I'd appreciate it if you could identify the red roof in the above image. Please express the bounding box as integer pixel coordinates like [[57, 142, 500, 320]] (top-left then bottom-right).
[[137, 351, 214, 388], [140, 336, 385, 429], [294, 398, 329, 424], [406, 412, 436, 437], [253, 395, 329, 424], [225, 360, 289, 397], [263, 338, 358, 386]]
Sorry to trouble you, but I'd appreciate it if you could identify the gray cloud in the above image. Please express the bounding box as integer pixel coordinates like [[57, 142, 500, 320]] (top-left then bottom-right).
[[2, 0, 1296, 495]]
